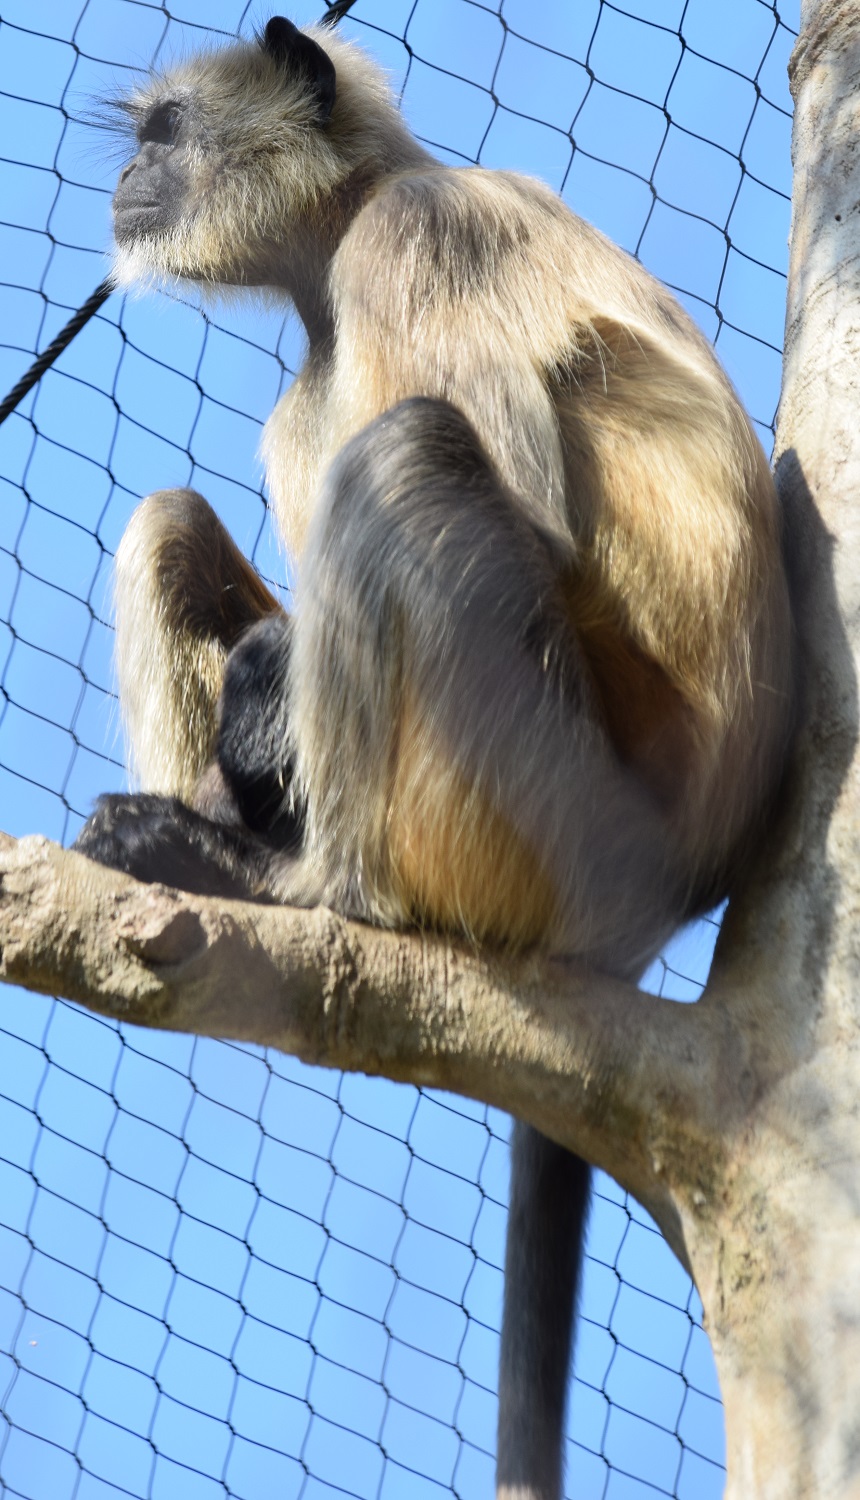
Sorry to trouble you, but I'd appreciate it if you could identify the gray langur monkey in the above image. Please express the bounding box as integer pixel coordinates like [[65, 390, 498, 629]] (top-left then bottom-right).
[[76, 16, 794, 1500]]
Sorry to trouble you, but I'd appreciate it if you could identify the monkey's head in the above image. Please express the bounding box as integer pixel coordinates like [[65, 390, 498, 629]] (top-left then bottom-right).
[[110, 17, 419, 291]]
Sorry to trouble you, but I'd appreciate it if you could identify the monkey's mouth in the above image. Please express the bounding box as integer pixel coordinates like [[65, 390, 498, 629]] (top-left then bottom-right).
[[113, 204, 168, 242]]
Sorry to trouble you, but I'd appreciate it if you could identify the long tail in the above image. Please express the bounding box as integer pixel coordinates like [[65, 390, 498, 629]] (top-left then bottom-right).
[[497, 1124, 591, 1500]]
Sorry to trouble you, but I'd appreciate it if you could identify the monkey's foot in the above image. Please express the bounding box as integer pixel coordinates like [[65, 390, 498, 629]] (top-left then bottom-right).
[[74, 794, 282, 903]]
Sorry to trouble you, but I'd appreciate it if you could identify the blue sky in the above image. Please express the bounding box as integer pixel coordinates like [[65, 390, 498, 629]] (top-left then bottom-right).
[[0, 2, 798, 1497]]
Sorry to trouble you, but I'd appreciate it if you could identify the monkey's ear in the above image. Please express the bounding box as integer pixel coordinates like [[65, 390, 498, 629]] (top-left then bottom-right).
[[262, 17, 337, 124]]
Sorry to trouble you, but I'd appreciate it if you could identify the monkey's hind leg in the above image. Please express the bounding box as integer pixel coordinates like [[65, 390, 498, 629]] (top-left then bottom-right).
[[114, 489, 281, 798], [290, 395, 666, 953], [287, 397, 663, 1500]]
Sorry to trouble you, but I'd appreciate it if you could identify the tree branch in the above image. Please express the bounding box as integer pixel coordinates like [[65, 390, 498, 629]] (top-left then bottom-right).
[[0, 830, 739, 1234]]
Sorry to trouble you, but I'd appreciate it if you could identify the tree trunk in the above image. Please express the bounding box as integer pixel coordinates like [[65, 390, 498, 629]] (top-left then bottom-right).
[[680, 3, 860, 1494]]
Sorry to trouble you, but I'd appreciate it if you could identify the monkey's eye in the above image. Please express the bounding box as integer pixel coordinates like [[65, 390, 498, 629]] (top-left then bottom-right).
[[139, 101, 183, 147]]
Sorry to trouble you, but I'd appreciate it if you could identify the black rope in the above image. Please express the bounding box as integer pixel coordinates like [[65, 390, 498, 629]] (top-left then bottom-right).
[[0, 278, 112, 427], [322, 0, 359, 23], [0, 0, 359, 430]]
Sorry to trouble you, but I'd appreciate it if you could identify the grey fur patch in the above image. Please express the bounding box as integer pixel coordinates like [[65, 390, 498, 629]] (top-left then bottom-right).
[[376, 172, 531, 298]]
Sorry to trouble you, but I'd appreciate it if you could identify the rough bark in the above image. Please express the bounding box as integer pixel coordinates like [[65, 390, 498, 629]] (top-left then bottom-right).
[[693, 4, 860, 1494], [0, 1, 857, 1496]]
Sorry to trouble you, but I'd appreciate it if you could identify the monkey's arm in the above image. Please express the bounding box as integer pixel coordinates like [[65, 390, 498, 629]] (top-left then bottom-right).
[[114, 490, 283, 799], [75, 492, 306, 898], [76, 614, 305, 897], [209, 613, 303, 850]]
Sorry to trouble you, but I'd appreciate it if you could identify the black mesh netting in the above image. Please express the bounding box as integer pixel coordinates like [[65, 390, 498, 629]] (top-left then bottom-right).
[[0, 2, 797, 1496]]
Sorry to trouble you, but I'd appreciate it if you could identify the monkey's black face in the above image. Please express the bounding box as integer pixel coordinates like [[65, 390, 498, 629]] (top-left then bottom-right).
[[109, 23, 348, 290], [113, 97, 190, 245]]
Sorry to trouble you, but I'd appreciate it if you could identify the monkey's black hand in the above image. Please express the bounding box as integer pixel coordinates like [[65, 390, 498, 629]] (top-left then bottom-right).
[[216, 612, 304, 851], [74, 794, 280, 901]]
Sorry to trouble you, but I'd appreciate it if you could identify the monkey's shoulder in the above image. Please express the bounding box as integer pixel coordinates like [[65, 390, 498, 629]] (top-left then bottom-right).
[[337, 164, 706, 358], [346, 164, 585, 265]]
